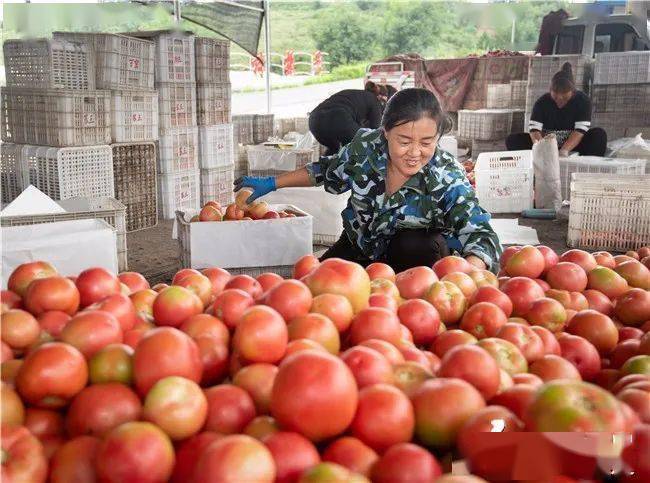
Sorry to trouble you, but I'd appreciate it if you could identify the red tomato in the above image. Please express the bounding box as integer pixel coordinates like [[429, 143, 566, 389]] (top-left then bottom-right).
[[322, 436, 378, 477], [310, 294, 354, 332], [525, 297, 567, 333], [75, 267, 121, 308], [438, 345, 501, 400], [60, 310, 123, 359], [16, 342, 87, 409], [233, 306, 288, 364], [174, 273, 213, 307], [88, 343, 134, 385], [256, 272, 284, 294], [583, 289, 614, 316], [36, 311, 70, 338], [118, 272, 149, 293], [424, 281, 467, 324], [350, 383, 414, 452], [460, 302, 507, 339], [304, 258, 371, 314], [24, 408, 64, 438], [133, 327, 202, 396], [587, 266, 629, 299], [395, 266, 438, 300], [546, 262, 588, 292], [505, 245, 546, 279], [192, 434, 275, 483], [143, 376, 207, 440], [7, 261, 57, 297], [23, 276, 80, 316], [560, 249, 598, 273], [2, 383, 25, 427], [204, 384, 256, 434], [152, 286, 203, 327], [531, 325, 561, 356], [617, 388, 650, 423], [172, 269, 201, 285], [567, 310, 619, 354], [615, 288, 650, 327], [490, 384, 537, 419], [233, 363, 278, 415], [66, 383, 142, 437], [264, 431, 321, 483], [49, 435, 100, 483], [288, 313, 340, 355], [360, 339, 405, 365], [1, 309, 40, 350], [349, 307, 401, 346], [530, 354, 582, 382], [201, 267, 231, 297], [95, 421, 175, 483], [500, 277, 545, 317], [496, 323, 545, 363], [431, 329, 477, 359], [1, 425, 48, 483], [1, 290, 22, 314], [433, 255, 473, 278], [611, 340, 642, 369], [244, 416, 280, 441], [368, 293, 398, 312], [393, 361, 434, 397], [225, 274, 263, 299], [270, 351, 358, 442], [341, 346, 394, 389], [170, 431, 221, 483], [411, 378, 485, 448], [371, 442, 442, 483], [397, 299, 441, 346], [292, 255, 320, 280], [470, 286, 513, 317], [212, 289, 254, 330]]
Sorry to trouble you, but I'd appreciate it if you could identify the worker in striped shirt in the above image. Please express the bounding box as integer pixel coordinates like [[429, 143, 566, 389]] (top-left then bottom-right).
[[506, 62, 607, 157]]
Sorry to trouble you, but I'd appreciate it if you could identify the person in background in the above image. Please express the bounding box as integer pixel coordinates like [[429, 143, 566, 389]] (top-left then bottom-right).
[[308, 81, 385, 156], [235, 88, 502, 274], [506, 62, 607, 157]]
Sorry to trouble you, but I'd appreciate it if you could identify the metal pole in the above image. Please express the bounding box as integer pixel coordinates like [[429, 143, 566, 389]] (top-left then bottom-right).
[[174, 0, 181, 25], [511, 18, 516, 45], [264, 0, 272, 113]]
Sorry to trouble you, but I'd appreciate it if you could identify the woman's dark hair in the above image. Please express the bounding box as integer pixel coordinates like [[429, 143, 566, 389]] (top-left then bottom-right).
[[381, 88, 452, 136], [364, 80, 380, 95], [385, 85, 397, 100], [551, 62, 576, 93]]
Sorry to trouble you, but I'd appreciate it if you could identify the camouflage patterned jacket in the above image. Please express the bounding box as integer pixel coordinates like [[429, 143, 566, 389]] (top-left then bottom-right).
[[306, 128, 502, 272]]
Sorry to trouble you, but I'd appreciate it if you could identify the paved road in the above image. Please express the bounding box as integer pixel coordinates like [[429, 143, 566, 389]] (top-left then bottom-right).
[[232, 78, 363, 118]]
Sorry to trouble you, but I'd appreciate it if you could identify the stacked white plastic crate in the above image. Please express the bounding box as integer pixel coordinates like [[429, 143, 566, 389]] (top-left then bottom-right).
[[53, 32, 159, 232], [127, 31, 200, 219], [592, 51, 650, 140], [195, 37, 234, 207], [1, 38, 113, 203], [525, 55, 591, 132]]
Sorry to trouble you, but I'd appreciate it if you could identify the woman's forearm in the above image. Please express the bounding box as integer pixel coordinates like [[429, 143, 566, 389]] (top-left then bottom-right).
[[560, 131, 585, 153], [275, 167, 315, 189]]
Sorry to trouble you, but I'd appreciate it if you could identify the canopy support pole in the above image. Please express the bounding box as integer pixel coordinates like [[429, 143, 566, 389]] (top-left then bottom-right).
[[264, 0, 272, 113]]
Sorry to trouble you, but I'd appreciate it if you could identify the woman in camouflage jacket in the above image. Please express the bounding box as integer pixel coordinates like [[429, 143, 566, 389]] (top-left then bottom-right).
[[235, 88, 502, 273]]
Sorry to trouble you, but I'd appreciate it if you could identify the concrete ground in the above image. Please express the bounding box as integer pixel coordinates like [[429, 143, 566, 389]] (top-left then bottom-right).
[[126, 216, 570, 284]]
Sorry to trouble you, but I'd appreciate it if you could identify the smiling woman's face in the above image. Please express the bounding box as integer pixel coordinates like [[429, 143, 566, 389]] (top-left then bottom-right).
[[384, 117, 439, 178]]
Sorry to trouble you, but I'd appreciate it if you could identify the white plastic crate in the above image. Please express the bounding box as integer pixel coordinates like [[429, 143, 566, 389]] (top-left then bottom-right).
[[593, 111, 650, 141], [1, 197, 128, 272], [195, 37, 230, 84], [475, 150, 534, 213], [568, 173, 650, 252], [111, 142, 158, 232], [199, 124, 234, 169], [235, 144, 248, 176], [528, 55, 591, 88], [274, 117, 296, 138], [559, 156, 647, 202], [1, 143, 26, 204], [158, 127, 199, 174], [175, 205, 312, 270], [471, 139, 506, 160], [126, 31, 196, 83], [253, 114, 275, 144], [200, 165, 234, 206], [486, 84, 511, 109], [458, 109, 513, 141], [247, 145, 318, 177], [3, 38, 95, 90], [1, 88, 111, 147], [157, 82, 197, 129], [21, 145, 114, 200], [510, 80, 527, 110], [158, 170, 200, 219], [196, 83, 231, 126], [54, 32, 155, 90], [294, 117, 309, 134], [233, 114, 255, 145], [594, 51, 650, 85], [592, 84, 650, 114], [111, 90, 159, 143]]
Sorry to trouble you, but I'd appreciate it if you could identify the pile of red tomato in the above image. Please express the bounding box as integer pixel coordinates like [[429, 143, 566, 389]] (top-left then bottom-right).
[[1, 245, 649, 482]]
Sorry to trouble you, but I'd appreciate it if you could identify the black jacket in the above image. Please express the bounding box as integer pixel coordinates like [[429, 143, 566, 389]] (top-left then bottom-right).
[[312, 89, 383, 128]]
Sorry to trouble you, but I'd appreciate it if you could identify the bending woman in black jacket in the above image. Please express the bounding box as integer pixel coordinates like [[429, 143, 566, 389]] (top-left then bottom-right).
[[309, 81, 386, 156], [506, 63, 607, 157]]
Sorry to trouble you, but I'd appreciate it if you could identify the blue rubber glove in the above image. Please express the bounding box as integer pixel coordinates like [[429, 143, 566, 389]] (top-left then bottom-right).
[[233, 176, 277, 204]]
